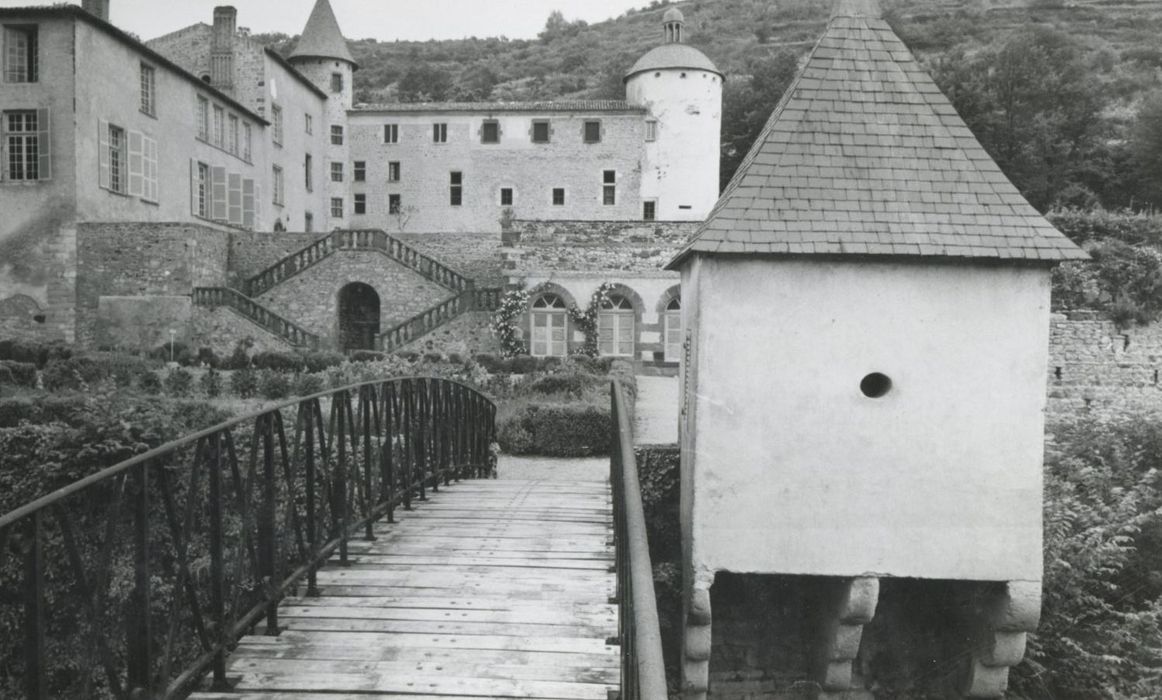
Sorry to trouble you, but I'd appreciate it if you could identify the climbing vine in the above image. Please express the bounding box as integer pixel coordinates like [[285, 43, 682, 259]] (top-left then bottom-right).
[[491, 286, 531, 357], [567, 283, 616, 358]]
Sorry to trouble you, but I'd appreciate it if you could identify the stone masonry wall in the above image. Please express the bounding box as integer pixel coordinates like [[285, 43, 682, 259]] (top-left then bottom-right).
[[504, 219, 697, 277], [254, 250, 450, 348], [190, 305, 295, 356], [227, 231, 322, 290], [397, 233, 505, 287], [75, 222, 230, 347], [400, 311, 501, 357], [1047, 311, 1162, 416]]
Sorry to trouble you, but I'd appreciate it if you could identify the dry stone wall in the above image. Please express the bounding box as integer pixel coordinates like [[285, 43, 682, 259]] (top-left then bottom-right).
[[504, 219, 697, 277], [190, 305, 295, 356], [1048, 311, 1162, 416], [396, 233, 504, 287]]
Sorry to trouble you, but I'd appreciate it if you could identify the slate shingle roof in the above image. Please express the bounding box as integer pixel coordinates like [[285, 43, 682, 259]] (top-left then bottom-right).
[[667, 0, 1087, 268], [290, 0, 356, 67]]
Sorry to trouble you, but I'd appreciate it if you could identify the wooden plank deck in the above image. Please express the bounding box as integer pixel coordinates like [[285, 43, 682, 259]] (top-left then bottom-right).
[[189, 479, 618, 700]]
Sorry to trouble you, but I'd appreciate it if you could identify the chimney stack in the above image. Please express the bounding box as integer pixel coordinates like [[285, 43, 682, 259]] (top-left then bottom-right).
[[81, 0, 110, 22], [211, 6, 236, 91]]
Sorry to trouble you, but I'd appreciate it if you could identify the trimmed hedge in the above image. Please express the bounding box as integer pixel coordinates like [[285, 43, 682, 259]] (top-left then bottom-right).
[[499, 402, 611, 457], [0, 340, 72, 368]]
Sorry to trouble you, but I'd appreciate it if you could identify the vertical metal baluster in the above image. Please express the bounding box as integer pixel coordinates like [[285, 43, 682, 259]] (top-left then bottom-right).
[[208, 432, 230, 689], [304, 402, 321, 598], [362, 386, 376, 540], [127, 461, 153, 696], [336, 393, 350, 566], [430, 380, 440, 492], [24, 511, 46, 700], [259, 414, 280, 635], [417, 379, 428, 501], [384, 384, 396, 523], [401, 380, 413, 512]]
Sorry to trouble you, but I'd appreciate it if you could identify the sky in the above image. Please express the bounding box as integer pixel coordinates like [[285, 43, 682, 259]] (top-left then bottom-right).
[[0, 0, 653, 42]]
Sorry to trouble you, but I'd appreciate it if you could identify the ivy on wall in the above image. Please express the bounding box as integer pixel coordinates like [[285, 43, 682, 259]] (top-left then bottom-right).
[[567, 282, 616, 358], [491, 286, 531, 357]]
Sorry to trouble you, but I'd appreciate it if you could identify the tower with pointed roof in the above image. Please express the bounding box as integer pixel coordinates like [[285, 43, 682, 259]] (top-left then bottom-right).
[[669, 1, 1085, 697], [625, 7, 722, 221], [290, 0, 355, 230]]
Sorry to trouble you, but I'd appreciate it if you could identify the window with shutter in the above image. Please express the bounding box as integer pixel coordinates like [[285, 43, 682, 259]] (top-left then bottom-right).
[[3, 110, 45, 181], [143, 136, 158, 202], [242, 178, 256, 229], [211, 166, 227, 221], [228, 172, 243, 225], [128, 130, 144, 197], [98, 119, 110, 189]]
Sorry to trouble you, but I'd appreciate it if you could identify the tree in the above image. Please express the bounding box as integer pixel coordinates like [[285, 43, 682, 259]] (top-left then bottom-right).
[[538, 10, 587, 44], [1130, 91, 1162, 210], [719, 51, 801, 191], [396, 64, 452, 103], [454, 64, 499, 102]]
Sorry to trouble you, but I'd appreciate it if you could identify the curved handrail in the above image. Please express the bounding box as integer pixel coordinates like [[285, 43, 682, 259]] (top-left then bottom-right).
[[611, 378, 668, 698], [0, 376, 498, 699]]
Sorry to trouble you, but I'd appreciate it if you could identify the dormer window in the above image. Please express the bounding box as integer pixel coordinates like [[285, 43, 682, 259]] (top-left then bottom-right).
[[3, 26, 38, 83]]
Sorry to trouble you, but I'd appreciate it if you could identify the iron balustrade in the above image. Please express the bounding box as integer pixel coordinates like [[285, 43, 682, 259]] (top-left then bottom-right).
[[191, 287, 321, 349], [610, 379, 668, 699], [245, 230, 473, 298], [0, 377, 496, 699]]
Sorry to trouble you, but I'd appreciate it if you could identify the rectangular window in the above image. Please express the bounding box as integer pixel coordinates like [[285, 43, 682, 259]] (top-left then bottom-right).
[[645, 119, 657, 142], [127, 131, 158, 201], [384, 123, 398, 143], [531, 310, 566, 357], [583, 119, 601, 144], [3, 26, 38, 83], [331, 72, 343, 93], [139, 64, 156, 116], [330, 161, 343, 182], [4, 110, 39, 181], [106, 123, 126, 194], [603, 169, 616, 206], [212, 105, 224, 147], [331, 197, 344, 218], [531, 120, 550, 144], [305, 113, 313, 134], [243, 123, 252, 161], [228, 114, 239, 155], [195, 161, 210, 217], [388, 161, 400, 182], [330, 124, 343, 145], [481, 120, 500, 144], [450, 171, 462, 206], [354, 193, 366, 215], [500, 187, 513, 206], [433, 122, 447, 143], [643, 200, 656, 221], [196, 96, 209, 141], [272, 165, 284, 205], [304, 153, 312, 191], [353, 160, 365, 182], [389, 193, 401, 214], [552, 187, 565, 206], [271, 104, 283, 145]]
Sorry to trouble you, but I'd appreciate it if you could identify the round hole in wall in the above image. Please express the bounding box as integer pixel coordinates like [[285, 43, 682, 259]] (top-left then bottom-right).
[[860, 372, 892, 398], [32, 314, 46, 324]]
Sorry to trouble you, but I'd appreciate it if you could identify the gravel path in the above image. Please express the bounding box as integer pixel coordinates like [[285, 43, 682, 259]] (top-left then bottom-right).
[[496, 455, 609, 481]]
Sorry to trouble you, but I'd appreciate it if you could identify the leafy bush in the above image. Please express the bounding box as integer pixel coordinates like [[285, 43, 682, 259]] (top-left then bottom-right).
[[527, 370, 593, 396], [138, 370, 162, 395], [422, 352, 444, 363], [474, 353, 504, 373], [510, 355, 540, 374], [164, 367, 194, 397], [42, 357, 103, 391], [0, 360, 36, 387], [252, 350, 302, 373], [0, 340, 72, 368], [149, 341, 193, 366], [230, 368, 257, 398], [258, 370, 291, 400], [221, 338, 255, 370], [498, 402, 610, 457], [301, 350, 345, 372], [1052, 238, 1162, 326], [351, 350, 387, 363], [295, 373, 325, 397], [200, 368, 222, 398], [196, 347, 220, 368]]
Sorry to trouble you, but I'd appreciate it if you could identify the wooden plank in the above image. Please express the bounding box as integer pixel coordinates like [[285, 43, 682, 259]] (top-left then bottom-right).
[[278, 603, 617, 626], [227, 657, 618, 685], [227, 671, 612, 699]]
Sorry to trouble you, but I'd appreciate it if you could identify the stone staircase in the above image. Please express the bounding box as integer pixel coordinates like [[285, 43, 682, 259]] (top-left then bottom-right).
[[194, 229, 502, 352]]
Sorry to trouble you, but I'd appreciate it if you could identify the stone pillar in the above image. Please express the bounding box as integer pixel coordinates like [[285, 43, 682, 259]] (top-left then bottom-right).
[[962, 581, 1041, 698], [81, 0, 110, 21], [815, 577, 879, 698], [682, 576, 713, 700]]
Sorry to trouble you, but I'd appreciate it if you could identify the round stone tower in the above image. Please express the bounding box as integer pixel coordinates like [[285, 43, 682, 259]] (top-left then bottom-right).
[[625, 8, 723, 221], [290, 0, 355, 229]]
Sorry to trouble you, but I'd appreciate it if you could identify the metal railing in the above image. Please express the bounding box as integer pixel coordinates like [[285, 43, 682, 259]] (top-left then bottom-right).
[[610, 379, 668, 699], [0, 377, 496, 699], [192, 286, 321, 349], [245, 230, 473, 298]]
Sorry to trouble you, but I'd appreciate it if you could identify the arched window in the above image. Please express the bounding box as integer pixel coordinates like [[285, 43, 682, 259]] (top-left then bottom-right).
[[664, 297, 682, 362], [599, 295, 635, 357], [531, 294, 567, 357]]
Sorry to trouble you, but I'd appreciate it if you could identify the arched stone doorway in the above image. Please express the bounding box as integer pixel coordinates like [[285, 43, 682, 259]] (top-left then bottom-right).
[[338, 282, 380, 352]]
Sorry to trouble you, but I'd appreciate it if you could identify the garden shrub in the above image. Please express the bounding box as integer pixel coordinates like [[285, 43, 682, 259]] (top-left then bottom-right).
[[474, 353, 503, 373], [200, 368, 222, 398], [301, 350, 345, 372], [422, 352, 444, 363], [528, 370, 593, 396], [497, 417, 534, 454], [252, 350, 302, 373], [138, 370, 162, 395], [42, 357, 102, 391], [258, 370, 291, 400], [0, 365, 13, 388], [0, 360, 36, 387], [295, 373, 325, 396], [221, 338, 254, 370], [196, 347, 220, 368], [230, 368, 257, 398], [447, 352, 465, 365], [0, 340, 72, 368], [351, 350, 387, 363], [164, 367, 193, 397], [149, 341, 193, 366], [498, 402, 610, 457], [395, 350, 420, 362], [510, 355, 539, 374]]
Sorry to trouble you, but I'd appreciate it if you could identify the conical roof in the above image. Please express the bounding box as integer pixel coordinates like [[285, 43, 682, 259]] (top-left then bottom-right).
[[668, 0, 1085, 268], [290, 0, 356, 67]]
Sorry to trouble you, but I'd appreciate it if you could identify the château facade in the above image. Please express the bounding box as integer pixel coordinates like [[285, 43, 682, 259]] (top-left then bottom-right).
[[0, 0, 720, 363]]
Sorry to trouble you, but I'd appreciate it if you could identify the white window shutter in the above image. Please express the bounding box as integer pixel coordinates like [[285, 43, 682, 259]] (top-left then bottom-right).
[[144, 137, 159, 202], [228, 172, 243, 225], [36, 107, 51, 181], [242, 178, 256, 229], [190, 159, 198, 215], [211, 166, 227, 221], [98, 119, 110, 189], [128, 130, 144, 197]]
